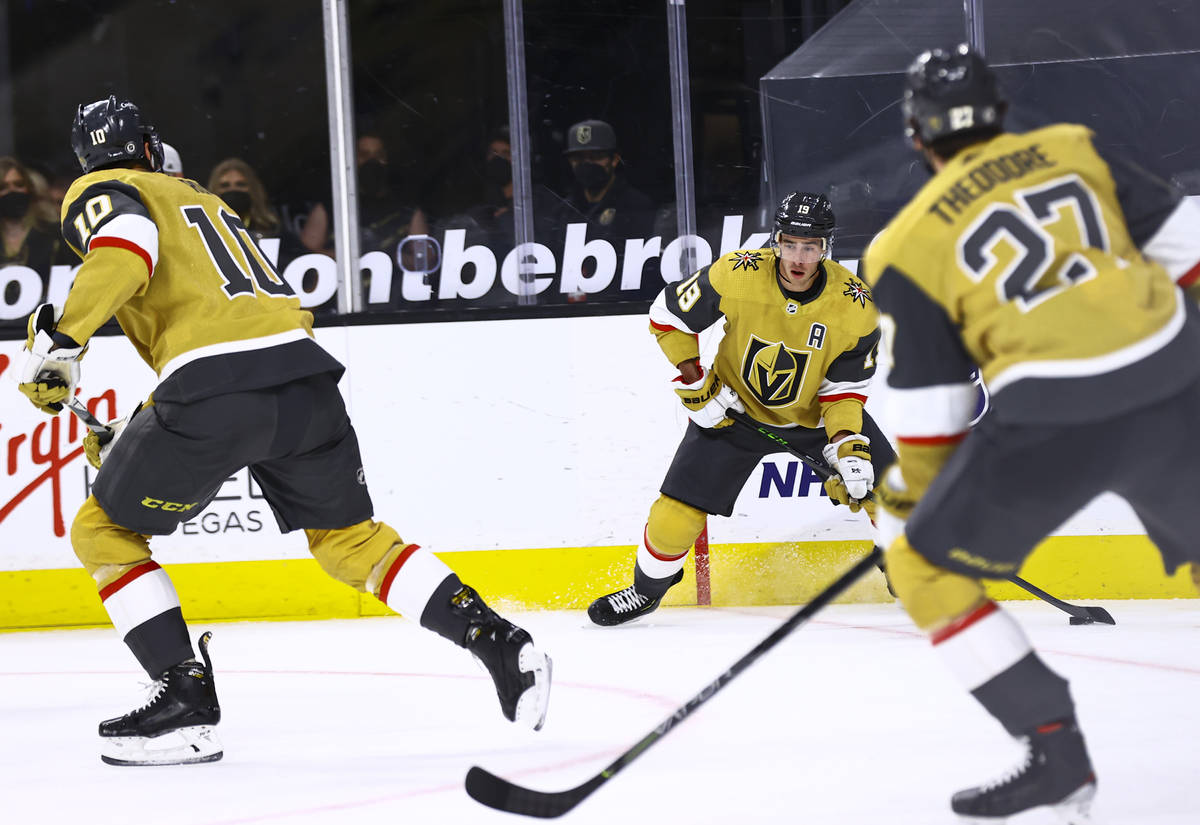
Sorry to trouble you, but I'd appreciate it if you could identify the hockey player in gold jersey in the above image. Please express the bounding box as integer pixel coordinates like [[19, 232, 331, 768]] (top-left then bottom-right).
[[588, 192, 895, 626], [16, 96, 550, 766], [863, 45, 1200, 822]]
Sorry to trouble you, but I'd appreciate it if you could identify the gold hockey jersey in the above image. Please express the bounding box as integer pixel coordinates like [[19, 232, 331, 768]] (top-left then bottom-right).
[[58, 168, 340, 402], [650, 248, 880, 435], [863, 123, 1200, 493]]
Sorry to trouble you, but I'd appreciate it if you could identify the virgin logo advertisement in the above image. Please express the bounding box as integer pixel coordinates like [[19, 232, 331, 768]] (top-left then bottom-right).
[[0, 352, 117, 539], [0, 340, 290, 572]]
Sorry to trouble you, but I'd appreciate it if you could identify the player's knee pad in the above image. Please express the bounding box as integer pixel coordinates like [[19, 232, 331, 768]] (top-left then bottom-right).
[[646, 495, 707, 558], [71, 495, 152, 585], [884, 534, 986, 632], [306, 519, 403, 592]]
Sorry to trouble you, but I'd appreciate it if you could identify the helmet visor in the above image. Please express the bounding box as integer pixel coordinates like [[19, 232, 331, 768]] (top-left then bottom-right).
[[774, 233, 827, 264]]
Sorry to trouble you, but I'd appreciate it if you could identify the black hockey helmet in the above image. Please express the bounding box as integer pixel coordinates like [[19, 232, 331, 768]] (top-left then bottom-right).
[[71, 95, 164, 174], [902, 44, 1005, 145], [774, 191, 835, 238], [773, 191, 835, 261]]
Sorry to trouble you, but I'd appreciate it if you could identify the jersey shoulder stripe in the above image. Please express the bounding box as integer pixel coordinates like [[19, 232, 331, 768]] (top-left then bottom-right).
[[61, 177, 156, 264]]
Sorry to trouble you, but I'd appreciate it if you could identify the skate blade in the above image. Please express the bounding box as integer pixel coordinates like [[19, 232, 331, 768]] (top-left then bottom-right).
[[100, 724, 223, 766], [955, 781, 1098, 825], [1053, 782, 1097, 824], [514, 643, 552, 732]]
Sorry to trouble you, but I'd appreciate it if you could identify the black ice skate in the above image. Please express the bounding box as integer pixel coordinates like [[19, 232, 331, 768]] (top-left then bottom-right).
[[952, 718, 1096, 823], [99, 631, 222, 766], [588, 569, 684, 627], [455, 587, 552, 731]]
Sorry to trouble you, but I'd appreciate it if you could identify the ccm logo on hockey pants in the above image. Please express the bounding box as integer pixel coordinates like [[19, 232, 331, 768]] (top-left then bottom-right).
[[140, 497, 199, 512]]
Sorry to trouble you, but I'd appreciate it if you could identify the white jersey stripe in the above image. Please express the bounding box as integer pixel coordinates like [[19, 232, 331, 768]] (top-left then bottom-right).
[[649, 289, 698, 333], [886, 381, 977, 439], [1143, 196, 1200, 282], [157, 328, 313, 381], [90, 213, 160, 272], [818, 376, 871, 398]]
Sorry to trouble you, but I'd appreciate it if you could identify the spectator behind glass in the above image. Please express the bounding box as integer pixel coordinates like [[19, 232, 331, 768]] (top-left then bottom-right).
[[300, 133, 430, 259], [161, 143, 184, 178], [554, 119, 661, 299], [445, 127, 557, 259], [1, 156, 71, 307], [207, 157, 305, 270]]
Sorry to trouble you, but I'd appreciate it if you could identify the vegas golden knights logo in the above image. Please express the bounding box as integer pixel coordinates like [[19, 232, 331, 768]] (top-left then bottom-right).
[[741, 335, 810, 407]]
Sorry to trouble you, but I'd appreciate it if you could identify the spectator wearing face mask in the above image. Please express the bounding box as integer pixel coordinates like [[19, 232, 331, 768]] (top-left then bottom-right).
[[550, 119, 662, 301], [442, 126, 558, 262], [300, 133, 430, 261], [556, 119, 656, 249], [207, 157, 306, 271], [0, 156, 72, 308]]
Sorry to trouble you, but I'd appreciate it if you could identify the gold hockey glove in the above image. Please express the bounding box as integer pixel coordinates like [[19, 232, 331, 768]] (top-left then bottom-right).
[[83, 402, 142, 470], [824, 475, 865, 513]]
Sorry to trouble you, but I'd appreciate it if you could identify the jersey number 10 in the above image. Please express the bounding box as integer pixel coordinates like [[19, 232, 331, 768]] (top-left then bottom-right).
[[182, 205, 294, 300]]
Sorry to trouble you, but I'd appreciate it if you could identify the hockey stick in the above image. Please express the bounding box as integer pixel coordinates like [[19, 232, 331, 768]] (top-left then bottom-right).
[[465, 546, 883, 818], [731, 416, 1115, 626]]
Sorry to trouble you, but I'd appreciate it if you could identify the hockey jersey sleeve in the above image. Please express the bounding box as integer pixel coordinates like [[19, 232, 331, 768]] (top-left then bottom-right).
[[1094, 141, 1200, 297], [869, 261, 979, 497], [817, 327, 879, 439], [648, 263, 724, 367], [57, 179, 159, 344]]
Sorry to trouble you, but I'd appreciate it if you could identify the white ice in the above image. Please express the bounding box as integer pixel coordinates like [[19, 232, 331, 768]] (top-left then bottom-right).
[[2, 600, 1197, 825]]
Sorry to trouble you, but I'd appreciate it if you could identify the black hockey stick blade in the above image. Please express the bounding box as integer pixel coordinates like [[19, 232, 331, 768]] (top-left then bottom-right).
[[464, 547, 883, 818], [1009, 576, 1115, 625], [465, 767, 604, 818]]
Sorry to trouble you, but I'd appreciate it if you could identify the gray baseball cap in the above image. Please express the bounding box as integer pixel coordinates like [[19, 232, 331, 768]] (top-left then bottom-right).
[[563, 120, 617, 154]]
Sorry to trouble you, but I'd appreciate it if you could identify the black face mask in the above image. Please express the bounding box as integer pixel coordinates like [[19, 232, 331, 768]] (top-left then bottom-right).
[[220, 190, 252, 218], [484, 155, 511, 187], [0, 191, 31, 220], [572, 161, 611, 192], [358, 160, 389, 197]]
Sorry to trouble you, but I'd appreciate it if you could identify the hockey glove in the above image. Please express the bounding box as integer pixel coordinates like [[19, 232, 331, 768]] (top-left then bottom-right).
[[873, 464, 918, 550], [821, 433, 873, 502], [83, 402, 141, 470], [673, 364, 744, 429], [824, 475, 866, 513], [18, 303, 87, 415]]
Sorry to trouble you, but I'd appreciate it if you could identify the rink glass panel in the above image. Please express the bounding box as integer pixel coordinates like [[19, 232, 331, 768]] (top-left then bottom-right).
[[3, 0, 1198, 333]]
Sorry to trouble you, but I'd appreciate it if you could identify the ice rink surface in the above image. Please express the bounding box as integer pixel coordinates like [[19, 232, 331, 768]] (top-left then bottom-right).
[[3, 599, 1197, 825]]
